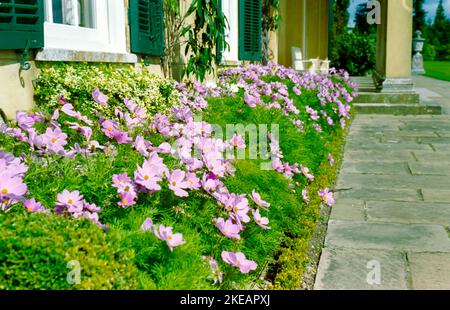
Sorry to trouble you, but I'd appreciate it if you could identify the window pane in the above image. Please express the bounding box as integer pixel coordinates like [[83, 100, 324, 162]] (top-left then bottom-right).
[[51, 0, 95, 29]]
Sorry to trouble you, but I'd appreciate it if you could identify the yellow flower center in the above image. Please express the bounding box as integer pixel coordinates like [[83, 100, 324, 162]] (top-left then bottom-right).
[[168, 235, 172, 240], [172, 181, 177, 186], [236, 260, 241, 265], [124, 185, 130, 191], [144, 175, 149, 180], [1, 188, 8, 195], [68, 199, 73, 204], [51, 138, 57, 143], [121, 199, 127, 205]]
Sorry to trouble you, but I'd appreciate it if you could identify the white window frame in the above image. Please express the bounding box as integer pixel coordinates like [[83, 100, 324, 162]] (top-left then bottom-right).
[[221, 0, 239, 63], [43, 0, 126, 53]]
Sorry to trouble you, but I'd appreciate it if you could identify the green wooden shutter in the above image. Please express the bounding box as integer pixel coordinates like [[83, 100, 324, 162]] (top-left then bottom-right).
[[238, 0, 261, 61], [0, 0, 44, 50], [129, 0, 165, 56], [216, 0, 223, 63]]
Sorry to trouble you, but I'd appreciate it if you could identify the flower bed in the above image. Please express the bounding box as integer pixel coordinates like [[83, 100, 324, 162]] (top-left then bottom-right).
[[0, 63, 356, 289]]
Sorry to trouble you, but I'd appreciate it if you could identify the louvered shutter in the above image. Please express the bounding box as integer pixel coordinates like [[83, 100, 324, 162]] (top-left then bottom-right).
[[129, 0, 165, 56], [238, 0, 261, 61], [0, 0, 44, 50]]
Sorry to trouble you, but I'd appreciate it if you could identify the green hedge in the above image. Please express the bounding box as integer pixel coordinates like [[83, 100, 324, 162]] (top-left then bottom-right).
[[0, 211, 138, 290]]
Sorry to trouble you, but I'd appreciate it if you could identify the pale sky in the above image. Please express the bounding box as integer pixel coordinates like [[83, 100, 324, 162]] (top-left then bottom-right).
[[348, 0, 450, 27]]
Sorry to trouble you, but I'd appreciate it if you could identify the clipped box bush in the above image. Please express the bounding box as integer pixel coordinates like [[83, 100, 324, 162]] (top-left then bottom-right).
[[0, 211, 138, 290]]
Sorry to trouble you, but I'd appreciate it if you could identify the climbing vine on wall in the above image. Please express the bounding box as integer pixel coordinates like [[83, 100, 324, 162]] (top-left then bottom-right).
[[181, 0, 228, 82]]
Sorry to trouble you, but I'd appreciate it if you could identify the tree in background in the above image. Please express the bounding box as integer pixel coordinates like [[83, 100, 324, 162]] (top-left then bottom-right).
[[427, 0, 450, 60], [413, 0, 427, 33], [262, 0, 281, 65], [354, 2, 376, 34], [331, 0, 375, 76]]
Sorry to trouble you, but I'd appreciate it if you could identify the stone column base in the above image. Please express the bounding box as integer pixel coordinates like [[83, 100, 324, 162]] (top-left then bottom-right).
[[373, 70, 415, 93]]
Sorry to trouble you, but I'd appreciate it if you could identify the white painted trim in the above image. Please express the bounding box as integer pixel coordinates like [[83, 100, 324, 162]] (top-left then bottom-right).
[[44, 0, 126, 54], [302, 0, 307, 59], [221, 0, 239, 63]]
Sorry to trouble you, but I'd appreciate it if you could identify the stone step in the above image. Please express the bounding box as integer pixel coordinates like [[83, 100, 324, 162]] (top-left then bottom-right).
[[354, 92, 420, 104], [354, 103, 442, 115]]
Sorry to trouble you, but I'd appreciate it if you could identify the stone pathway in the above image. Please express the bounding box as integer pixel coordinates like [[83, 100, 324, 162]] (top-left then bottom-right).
[[314, 114, 450, 290]]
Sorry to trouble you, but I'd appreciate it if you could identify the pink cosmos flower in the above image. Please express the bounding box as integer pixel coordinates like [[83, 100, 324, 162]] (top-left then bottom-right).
[[113, 130, 133, 144], [203, 256, 223, 284], [55, 189, 84, 213], [16, 111, 37, 130], [301, 165, 315, 182], [302, 188, 310, 204], [67, 121, 92, 141], [141, 218, 154, 232], [23, 198, 47, 213], [154, 224, 185, 251], [185, 172, 201, 190], [92, 88, 108, 105], [250, 190, 270, 210], [221, 251, 257, 274], [134, 135, 153, 157], [328, 153, 335, 167], [118, 191, 137, 207], [214, 217, 241, 239], [0, 172, 28, 200], [318, 188, 335, 206], [202, 173, 220, 192], [112, 173, 135, 193], [167, 169, 190, 197], [101, 120, 119, 139], [252, 209, 270, 230], [42, 127, 67, 154], [313, 123, 323, 133], [230, 134, 246, 149]]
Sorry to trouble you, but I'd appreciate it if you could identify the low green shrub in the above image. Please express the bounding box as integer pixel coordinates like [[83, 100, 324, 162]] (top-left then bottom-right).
[[34, 62, 180, 118], [0, 211, 138, 290]]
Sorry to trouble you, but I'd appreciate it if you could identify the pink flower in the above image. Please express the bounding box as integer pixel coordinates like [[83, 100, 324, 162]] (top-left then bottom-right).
[[67, 122, 92, 141], [113, 130, 132, 144], [55, 189, 84, 213], [118, 191, 137, 207], [244, 92, 261, 107], [42, 127, 67, 154], [328, 153, 335, 167], [230, 134, 246, 149], [318, 188, 335, 206], [202, 173, 220, 192], [16, 111, 37, 130], [214, 217, 241, 239], [112, 173, 135, 193], [101, 120, 119, 139], [221, 251, 257, 273], [250, 190, 270, 210], [92, 88, 108, 105], [141, 218, 154, 232], [154, 224, 185, 251], [0, 173, 28, 200], [24, 198, 47, 213], [167, 169, 190, 197], [252, 209, 270, 229], [203, 256, 223, 284], [186, 172, 201, 190], [301, 165, 315, 182], [302, 188, 310, 204]]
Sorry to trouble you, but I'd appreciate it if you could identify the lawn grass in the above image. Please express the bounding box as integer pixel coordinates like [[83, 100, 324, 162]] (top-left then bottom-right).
[[423, 61, 450, 82]]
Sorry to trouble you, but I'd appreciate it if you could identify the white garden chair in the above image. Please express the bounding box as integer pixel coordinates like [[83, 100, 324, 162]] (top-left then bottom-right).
[[291, 46, 329, 75]]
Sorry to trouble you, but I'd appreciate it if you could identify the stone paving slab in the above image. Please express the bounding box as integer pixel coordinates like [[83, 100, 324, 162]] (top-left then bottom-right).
[[422, 189, 450, 203], [366, 201, 450, 226], [413, 150, 450, 162], [337, 174, 450, 190], [335, 188, 421, 202], [340, 161, 409, 175], [408, 162, 450, 176], [314, 248, 408, 290], [330, 199, 365, 221], [344, 143, 432, 152], [343, 150, 415, 162], [325, 220, 450, 252], [409, 253, 450, 290]]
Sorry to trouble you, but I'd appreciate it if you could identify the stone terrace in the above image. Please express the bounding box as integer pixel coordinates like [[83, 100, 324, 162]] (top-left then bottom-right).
[[315, 77, 450, 290]]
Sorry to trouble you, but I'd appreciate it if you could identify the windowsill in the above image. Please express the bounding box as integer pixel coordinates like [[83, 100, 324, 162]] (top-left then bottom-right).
[[35, 48, 138, 64], [220, 60, 240, 67]]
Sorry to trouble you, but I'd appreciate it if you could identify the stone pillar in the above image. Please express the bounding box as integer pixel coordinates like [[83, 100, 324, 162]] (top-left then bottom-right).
[[374, 0, 414, 93]]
